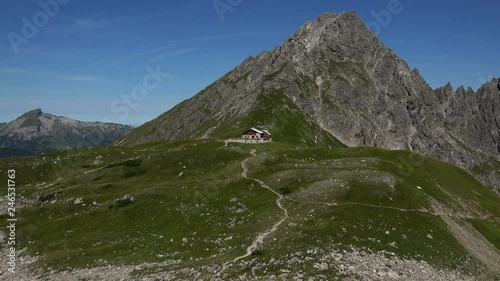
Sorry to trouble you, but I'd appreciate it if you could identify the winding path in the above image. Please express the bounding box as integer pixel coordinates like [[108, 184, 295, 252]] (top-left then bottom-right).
[[236, 157, 289, 262], [212, 150, 289, 280]]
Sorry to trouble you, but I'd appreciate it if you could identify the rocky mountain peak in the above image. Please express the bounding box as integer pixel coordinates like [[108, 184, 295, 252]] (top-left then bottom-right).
[[275, 11, 383, 66], [19, 108, 42, 118], [443, 82, 454, 93], [117, 11, 500, 192], [18, 107, 42, 120], [481, 77, 500, 93]]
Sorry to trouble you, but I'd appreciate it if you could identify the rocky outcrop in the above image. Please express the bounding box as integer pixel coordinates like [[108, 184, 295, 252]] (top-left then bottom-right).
[[0, 109, 133, 158], [117, 11, 499, 191]]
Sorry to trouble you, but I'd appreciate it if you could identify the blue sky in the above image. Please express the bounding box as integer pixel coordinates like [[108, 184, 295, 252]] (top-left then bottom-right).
[[0, 0, 499, 126]]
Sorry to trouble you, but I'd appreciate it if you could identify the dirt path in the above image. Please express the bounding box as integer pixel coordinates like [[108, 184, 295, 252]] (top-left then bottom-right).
[[286, 197, 492, 221], [288, 195, 500, 276], [212, 150, 289, 280], [210, 151, 499, 279], [236, 158, 289, 261], [431, 202, 500, 276], [38, 156, 142, 189]]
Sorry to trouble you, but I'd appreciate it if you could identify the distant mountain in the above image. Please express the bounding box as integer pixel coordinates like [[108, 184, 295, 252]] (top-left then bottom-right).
[[117, 11, 500, 192], [0, 108, 132, 158]]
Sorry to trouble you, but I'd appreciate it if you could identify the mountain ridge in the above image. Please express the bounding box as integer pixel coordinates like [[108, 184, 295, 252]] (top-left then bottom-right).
[[116, 11, 500, 192], [0, 108, 133, 158]]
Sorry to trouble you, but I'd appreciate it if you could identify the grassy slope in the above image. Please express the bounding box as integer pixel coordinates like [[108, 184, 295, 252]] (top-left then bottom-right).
[[117, 77, 346, 150], [187, 88, 345, 149], [0, 139, 499, 278]]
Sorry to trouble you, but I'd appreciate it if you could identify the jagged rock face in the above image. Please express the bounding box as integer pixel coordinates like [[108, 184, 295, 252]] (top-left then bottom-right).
[[0, 109, 133, 158], [118, 11, 500, 191]]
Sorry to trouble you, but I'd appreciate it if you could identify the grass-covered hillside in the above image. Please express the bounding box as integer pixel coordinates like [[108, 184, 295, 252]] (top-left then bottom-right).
[[0, 139, 499, 280], [117, 88, 345, 150]]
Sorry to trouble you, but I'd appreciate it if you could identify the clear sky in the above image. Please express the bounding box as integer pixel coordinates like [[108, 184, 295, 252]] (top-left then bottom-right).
[[0, 0, 499, 126]]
